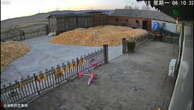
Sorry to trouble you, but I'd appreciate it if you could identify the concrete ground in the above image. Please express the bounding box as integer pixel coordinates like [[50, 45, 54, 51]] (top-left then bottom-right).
[[1, 36, 122, 86], [28, 41, 178, 110]]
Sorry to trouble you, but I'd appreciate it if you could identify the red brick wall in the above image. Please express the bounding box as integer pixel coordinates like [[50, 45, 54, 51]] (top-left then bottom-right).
[[107, 16, 152, 31]]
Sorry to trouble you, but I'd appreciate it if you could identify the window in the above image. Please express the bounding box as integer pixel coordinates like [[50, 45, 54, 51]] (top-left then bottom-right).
[[142, 21, 148, 29], [115, 18, 119, 22]]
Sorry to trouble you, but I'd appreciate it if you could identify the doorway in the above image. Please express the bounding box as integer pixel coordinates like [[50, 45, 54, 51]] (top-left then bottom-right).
[[142, 20, 148, 30]]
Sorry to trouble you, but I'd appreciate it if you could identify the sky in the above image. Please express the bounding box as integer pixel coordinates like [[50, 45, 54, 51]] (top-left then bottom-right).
[[1, 0, 153, 20]]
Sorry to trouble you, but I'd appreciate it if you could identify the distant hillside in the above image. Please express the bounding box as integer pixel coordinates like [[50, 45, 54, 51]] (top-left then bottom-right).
[[1, 11, 71, 32], [1, 10, 112, 32]]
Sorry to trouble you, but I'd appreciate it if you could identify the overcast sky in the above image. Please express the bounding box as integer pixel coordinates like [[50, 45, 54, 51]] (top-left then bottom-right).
[[1, 0, 151, 20]]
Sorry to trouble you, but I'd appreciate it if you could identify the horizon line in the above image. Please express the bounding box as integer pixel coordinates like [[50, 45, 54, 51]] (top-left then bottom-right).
[[1, 8, 116, 21]]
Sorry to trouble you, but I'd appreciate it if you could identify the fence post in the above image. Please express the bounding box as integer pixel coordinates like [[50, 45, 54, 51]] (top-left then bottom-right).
[[103, 44, 108, 64], [122, 38, 127, 54], [56, 65, 60, 84], [33, 73, 40, 95], [46, 25, 49, 35], [76, 57, 79, 73]]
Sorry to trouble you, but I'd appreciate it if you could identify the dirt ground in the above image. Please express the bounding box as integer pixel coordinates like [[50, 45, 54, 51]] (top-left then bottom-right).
[[28, 41, 178, 110], [1, 41, 31, 72], [50, 25, 148, 46]]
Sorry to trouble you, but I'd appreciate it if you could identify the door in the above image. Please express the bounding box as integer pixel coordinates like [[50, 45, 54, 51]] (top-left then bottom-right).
[[142, 20, 148, 30]]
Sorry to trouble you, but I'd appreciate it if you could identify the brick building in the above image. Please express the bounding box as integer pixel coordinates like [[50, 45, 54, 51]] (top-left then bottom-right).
[[48, 9, 175, 35], [48, 12, 108, 35], [108, 9, 176, 31]]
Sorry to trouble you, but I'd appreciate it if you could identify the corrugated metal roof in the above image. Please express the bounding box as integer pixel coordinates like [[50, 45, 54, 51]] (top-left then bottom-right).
[[110, 9, 176, 23]]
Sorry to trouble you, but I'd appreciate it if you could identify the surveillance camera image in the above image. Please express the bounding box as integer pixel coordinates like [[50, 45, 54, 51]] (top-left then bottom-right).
[[1, 0, 193, 110]]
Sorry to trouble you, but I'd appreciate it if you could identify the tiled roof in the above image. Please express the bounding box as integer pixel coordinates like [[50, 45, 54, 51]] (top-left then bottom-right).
[[110, 9, 176, 23]]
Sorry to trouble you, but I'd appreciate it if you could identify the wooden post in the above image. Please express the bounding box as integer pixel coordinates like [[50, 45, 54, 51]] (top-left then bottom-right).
[[103, 44, 108, 64], [23, 31, 26, 40], [46, 25, 49, 35], [76, 57, 79, 73], [122, 38, 127, 54]]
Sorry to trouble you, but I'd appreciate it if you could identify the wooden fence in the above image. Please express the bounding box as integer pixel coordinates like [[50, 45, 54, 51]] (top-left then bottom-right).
[[1, 45, 108, 104], [1, 25, 48, 42]]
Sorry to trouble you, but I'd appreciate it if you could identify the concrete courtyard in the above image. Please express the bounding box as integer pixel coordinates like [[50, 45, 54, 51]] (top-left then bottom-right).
[[1, 36, 122, 86], [28, 41, 178, 110]]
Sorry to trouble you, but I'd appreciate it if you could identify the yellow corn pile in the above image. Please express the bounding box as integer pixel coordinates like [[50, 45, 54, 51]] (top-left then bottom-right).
[[1, 41, 31, 72], [50, 25, 148, 46]]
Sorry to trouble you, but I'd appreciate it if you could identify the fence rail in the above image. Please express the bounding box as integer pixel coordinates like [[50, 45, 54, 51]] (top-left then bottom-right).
[[1, 45, 108, 104]]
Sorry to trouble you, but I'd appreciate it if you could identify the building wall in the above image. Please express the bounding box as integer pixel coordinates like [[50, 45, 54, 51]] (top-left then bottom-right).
[[77, 16, 93, 28], [152, 20, 178, 34], [92, 14, 108, 26], [107, 16, 152, 31], [56, 16, 77, 34], [50, 15, 95, 35], [168, 24, 193, 110], [48, 16, 57, 33], [1, 26, 48, 41], [48, 14, 109, 35], [48, 14, 153, 35]]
